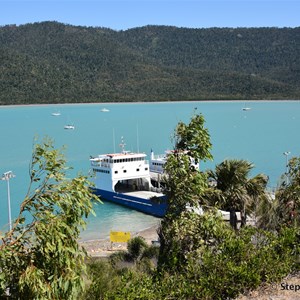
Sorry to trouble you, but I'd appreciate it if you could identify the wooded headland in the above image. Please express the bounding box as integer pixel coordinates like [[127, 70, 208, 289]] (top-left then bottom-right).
[[1, 22, 299, 105]]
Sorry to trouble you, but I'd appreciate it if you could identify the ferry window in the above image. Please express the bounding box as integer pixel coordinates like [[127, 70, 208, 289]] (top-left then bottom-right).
[[115, 171, 118, 174], [136, 168, 140, 171], [123, 170, 127, 173], [145, 168, 148, 171]]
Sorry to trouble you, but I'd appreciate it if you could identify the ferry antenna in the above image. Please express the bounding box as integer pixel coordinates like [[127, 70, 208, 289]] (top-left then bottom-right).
[[119, 136, 126, 153], [136, 123, 140, 153], [113, 128, 116, 153]]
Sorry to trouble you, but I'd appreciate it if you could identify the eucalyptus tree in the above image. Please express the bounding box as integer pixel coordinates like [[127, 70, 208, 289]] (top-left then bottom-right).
[[158, 113, 213, 271], [206, 159, 268, 228], [0, 138, 100, 299]]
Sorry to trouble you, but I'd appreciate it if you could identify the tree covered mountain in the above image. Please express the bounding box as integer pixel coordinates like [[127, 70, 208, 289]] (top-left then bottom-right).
[[0, 21, 299, 105]]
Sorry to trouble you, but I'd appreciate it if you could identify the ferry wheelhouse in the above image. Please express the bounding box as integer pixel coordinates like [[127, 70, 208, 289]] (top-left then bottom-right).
[[90, 141, 167, 217]]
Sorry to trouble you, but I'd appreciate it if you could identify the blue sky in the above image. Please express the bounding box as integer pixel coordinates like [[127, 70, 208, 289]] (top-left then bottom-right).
[[1, 0, 299, 30]]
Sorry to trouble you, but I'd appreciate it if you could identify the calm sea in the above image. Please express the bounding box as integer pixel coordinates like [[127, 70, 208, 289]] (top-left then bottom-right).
[[0, 101, 299, 240]]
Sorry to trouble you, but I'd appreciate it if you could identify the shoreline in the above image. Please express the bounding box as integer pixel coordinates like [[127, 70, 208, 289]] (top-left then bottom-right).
[[79, 224, 160, 257], [1, 99, 299, 109]]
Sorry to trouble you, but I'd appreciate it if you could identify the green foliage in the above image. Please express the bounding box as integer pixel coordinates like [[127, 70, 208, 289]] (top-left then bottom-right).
[[82, 259, 123, 300], [0, 138, 100, 299], [109, 236, 159, 273], [175, 113, 213, 164], [276, 156, 300, 227], [254, 155, 300, 231], [0, 22, 299, 105], [158, 113, 213, 270], [163, 113, 212, 215], [103, 218, 300, 300], [158, 210, 230, 272], [104, 271, 157, 300]]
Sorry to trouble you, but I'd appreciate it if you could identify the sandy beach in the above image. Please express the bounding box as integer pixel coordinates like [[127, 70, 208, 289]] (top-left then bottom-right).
[[79, 224, 160, 257]]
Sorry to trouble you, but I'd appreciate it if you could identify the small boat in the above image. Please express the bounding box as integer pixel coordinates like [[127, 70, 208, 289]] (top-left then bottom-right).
[[64, 124, 75, 130], [51, 111, 61, 116], [242, 103, 251, 111], [100, 108, 110, 112], [90, 139, 167, 217]]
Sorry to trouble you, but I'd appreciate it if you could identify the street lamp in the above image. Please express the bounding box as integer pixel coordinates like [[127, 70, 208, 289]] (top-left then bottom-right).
[[283, 151, 291, 184], [1, 171, 15, 231]]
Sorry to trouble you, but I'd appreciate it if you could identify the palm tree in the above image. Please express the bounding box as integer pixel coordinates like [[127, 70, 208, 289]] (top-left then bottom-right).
[[255, 194, 281, 230], [206, 159, 268, 228]]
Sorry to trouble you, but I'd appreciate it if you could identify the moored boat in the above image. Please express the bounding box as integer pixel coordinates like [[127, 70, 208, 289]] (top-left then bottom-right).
[[150, 149, 199, 174], [64, 124, 75, 130], [90, 140, 167, 217]]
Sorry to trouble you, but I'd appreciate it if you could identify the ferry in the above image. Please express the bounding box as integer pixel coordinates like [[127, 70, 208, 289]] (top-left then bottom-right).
[[150, 149, 199, 174], [90, 140, 167, 217]]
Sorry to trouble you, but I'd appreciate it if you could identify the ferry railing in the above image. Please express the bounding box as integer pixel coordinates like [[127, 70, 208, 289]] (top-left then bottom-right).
[[91, 160, 149, 168]]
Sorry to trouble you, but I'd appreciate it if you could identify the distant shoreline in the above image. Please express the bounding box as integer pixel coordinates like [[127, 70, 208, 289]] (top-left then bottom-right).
[[1, 99, 299, 109]]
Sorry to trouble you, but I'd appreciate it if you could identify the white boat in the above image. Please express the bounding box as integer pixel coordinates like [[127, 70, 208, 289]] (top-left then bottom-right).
[[64, 124, 75, 130], [242, 103, 251, 111], [51, 111, 61, 116], [149, 149, 199, 174], [90, 139, 167, 217], [100, 108, 110, 112]]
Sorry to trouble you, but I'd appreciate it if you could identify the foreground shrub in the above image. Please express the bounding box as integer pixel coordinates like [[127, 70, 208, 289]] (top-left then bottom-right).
[[82, 259, 123, 300], [101, 223, 300, 300]]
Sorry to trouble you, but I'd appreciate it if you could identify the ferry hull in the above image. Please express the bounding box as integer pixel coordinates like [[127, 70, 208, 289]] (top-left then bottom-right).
[[92, 188, 167, 217]]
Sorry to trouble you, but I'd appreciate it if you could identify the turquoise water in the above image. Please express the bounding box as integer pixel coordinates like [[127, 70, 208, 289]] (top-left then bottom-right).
[[0, 101, 299, 239]]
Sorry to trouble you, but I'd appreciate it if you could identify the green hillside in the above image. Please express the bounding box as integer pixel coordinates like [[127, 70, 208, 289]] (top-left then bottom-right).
[[0, 22, 299, 105]]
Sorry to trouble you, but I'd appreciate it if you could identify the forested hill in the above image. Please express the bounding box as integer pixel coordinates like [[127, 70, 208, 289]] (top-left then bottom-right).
[[0, 21, 299, 105]]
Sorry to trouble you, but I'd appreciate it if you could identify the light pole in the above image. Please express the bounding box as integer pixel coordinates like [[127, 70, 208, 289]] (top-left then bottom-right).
[[1, 171, 15, 231], [283, 151, 290, 184]]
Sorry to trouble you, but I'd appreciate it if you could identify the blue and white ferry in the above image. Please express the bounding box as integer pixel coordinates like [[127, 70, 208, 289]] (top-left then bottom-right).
[[90, 140, 167, 217]]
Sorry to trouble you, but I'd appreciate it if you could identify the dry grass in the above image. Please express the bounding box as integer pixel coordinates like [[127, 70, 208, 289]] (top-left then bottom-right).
[[236, 272, 300, 300]]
